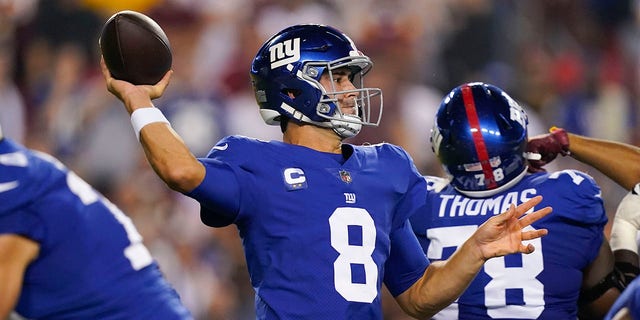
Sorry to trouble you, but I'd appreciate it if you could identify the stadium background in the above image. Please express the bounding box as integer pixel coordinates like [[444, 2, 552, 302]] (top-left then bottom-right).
[[0, 0, 638, 318]]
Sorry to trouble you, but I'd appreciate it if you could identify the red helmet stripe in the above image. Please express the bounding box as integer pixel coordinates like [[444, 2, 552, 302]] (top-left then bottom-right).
[[461, 85, 497, 189]]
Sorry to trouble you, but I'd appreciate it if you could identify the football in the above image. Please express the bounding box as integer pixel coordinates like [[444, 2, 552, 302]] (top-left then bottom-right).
[[99, 10, 172, 85]]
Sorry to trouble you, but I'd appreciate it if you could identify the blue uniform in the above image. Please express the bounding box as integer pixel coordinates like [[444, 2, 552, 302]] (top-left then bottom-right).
[[409, 171, 607, 320], [186, 135, 430, 319], [606, 276, 640, 320], [0, 138, 191, 320]]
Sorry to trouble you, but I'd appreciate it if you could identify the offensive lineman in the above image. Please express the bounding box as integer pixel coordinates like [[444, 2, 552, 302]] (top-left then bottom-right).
[[410, 82, 624, 319]]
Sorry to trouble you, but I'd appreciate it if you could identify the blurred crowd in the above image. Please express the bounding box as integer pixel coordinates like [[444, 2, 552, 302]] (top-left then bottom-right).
[[1, 0, 639, 319]]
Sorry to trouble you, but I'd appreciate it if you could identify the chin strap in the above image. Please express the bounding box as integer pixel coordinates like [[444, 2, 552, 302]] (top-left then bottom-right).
[[280, 101, 364, 139], [331, 115, 362, 139]]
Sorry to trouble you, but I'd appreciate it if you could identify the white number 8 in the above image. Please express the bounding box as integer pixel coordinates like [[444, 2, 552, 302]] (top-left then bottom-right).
[[329, 207, 378, 303], [427, 225, 545, 319]]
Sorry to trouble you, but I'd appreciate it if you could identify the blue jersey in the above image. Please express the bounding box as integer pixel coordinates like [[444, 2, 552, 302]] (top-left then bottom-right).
[[606, 276, 640, 320], [0, 138, 191, 320], [186, 135, 430, 319], [409, 171, 607, 320]]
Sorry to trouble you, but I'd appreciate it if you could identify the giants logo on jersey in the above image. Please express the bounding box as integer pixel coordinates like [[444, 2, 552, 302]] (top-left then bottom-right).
[[269, 38, 300, 69], [344, 193, 356, 204]]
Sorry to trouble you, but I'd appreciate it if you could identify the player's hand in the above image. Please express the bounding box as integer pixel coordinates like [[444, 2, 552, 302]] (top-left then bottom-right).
[[472, 195, 551, 260], [100, 56, 172, 109], [526, 127, 570, 173]]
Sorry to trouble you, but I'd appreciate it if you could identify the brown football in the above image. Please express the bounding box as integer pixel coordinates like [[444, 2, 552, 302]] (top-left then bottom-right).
[[99, 10, 172, 85]]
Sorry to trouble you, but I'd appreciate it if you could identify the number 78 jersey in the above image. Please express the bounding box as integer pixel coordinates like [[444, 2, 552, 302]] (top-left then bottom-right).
[[409, 171, 607, 320]]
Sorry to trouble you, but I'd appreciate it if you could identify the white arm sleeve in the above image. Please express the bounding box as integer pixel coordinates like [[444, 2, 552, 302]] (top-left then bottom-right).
[[610, 183, 640, 254]]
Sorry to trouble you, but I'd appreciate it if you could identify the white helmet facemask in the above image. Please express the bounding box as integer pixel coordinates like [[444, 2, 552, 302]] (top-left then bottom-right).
[[306, 60, 382, 139]]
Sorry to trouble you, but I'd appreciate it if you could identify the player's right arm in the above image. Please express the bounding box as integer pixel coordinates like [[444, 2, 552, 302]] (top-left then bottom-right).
[[567, 133, 640, 191], [100, 57, 205, 193], [527, 128, 640, 190], [0, 234, 39, 319]]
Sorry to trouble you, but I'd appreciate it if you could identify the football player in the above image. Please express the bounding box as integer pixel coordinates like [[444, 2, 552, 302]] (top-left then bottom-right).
[[0, 124, 192, 319], [410, 82, 624, 319], [101, 24, 551, 319]]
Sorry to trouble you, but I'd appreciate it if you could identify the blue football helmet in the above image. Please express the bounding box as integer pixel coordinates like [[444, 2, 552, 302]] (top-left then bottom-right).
[[431, 82, 528, 196], [250, 24, 382, 139]]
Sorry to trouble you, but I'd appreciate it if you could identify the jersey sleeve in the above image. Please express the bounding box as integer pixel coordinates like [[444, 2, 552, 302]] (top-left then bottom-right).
[[0, 144, 45, 240], [546, 169, 607, 225], [0, 207, 45, 241], [186, 136, 250, 227], [186, 158, 241, 227], [383, 220, 429, 297], [387, 144, 427, 227]]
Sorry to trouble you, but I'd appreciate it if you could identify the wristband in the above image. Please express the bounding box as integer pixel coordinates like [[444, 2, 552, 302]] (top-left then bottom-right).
[[549, 126, 571, 156], [130, 107, 170, 141]]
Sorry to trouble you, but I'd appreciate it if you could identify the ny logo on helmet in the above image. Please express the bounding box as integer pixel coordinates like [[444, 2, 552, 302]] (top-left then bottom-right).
[[269, 38, 300, 69], [503, 92, 527, 129]]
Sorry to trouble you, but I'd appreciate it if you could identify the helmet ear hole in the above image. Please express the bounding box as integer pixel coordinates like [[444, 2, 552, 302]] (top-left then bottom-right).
[[496, 113, 513, 130], [282, 89, 302, 98]]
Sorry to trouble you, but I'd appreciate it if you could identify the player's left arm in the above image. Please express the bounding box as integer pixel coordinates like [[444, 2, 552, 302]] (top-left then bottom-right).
[[0, 234, 39, 319], [578, 239, 624, 320], [578, 182, 640, 319], [396, 196, 551, 318]]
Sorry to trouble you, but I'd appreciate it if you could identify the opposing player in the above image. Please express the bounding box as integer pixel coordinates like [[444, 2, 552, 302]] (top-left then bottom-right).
[[101, 24, 551, 319], [410, 82, 623, 319], [0, 125, 192, 319]]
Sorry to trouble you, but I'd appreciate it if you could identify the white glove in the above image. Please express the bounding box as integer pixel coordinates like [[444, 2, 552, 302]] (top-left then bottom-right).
[[610, 183, 640, 253]]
